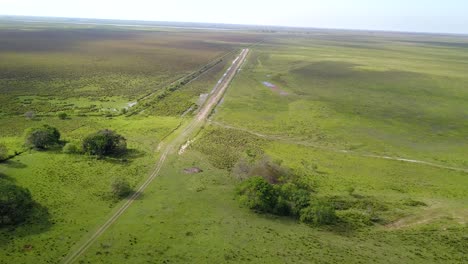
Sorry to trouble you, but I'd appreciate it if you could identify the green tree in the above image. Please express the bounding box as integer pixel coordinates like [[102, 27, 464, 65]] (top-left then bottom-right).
[[236, 176, 278, 213], [25, 125, 61, 149], [0, 183, 34, 226], [82, 129, 127, 157]]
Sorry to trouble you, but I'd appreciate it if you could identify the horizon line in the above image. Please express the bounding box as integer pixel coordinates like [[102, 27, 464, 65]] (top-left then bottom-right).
[[1, 14, 468, 37]]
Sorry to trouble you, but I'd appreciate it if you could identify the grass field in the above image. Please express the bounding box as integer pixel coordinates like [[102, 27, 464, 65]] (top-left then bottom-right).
[[0, 19, 467, 264]]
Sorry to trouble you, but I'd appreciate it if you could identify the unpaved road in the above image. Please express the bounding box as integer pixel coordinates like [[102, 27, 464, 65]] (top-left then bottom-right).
[[209, 120, 468, 173], [61, 48, 249, 264]]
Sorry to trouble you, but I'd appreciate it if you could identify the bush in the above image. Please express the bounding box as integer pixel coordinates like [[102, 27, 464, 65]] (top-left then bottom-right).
[[336, 210, 373, 227], [0, 183, 34, 226], [57, 112, 68, 120], [0, 143, 8, 161], [233, 156, 289, 184], [279, 183, 311, 216], [236, 176, 278, 213], [25, 125, 61, 149], [299, 201, 338, 226], [62, 143, 79, 154], [82, 129, 127, 157], [111, 178, 132, 199], [24, 111, 36, 120]]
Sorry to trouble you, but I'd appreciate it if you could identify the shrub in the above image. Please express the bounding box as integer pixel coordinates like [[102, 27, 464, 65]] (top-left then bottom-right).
[[57, 112, 68, 120], [25, 125, 61, 149], [62, 143, 79, 154], [402, 198, 427, 207], [24, 111, 36, 120], [300, 201, 337, 226], [236, 176, 278, 213], [233, 156, 289, 184], [336, 210, 373, 227], [0, 183, 34, 226], [111, 178, 132, 199], [82, 129, 127, 157], [346, 186, 356, 196], [279, 183, 311, 216], [248, 157, 289, 184]]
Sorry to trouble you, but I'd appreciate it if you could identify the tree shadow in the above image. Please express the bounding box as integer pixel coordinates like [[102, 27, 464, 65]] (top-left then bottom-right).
[[101, 149, 146, 164], [0, 202, 52, 246], [0, 174, 52, 245], [130, 191, 145, 200], [1, 160, 27, 169], [0, 172, 16, 182]]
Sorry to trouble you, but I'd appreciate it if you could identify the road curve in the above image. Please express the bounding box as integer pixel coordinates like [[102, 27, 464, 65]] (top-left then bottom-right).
[[61, 48, 249, 264]]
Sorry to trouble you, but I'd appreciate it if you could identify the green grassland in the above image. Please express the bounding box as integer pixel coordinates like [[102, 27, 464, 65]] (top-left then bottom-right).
[[0, 21, 263, 263], [216, 33, 468, 167], [0, 114, 181, 263], [1, 20, 467, 264], [67, 32, 467, 263], [75, 148, 466, 263]]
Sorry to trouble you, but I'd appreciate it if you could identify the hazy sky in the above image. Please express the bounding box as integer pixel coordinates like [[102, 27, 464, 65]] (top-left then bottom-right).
[[1, 0, 467, 34]]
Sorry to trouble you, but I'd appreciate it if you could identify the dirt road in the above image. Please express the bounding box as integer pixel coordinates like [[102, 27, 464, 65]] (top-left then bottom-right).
[[209, 120, 468, 173], [61, 48, 249, 264]]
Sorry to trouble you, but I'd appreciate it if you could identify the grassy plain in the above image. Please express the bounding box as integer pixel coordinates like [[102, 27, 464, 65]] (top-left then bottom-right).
[[0, 19, 467, 264], [216, 33, 468, 167], [70, 32, 467, 263], [0, 20, 262, 263]]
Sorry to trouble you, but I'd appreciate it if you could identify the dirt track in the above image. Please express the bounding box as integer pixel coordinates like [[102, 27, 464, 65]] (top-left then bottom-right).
[[61, 48, 249, 264], [209, 120, 468, 173]]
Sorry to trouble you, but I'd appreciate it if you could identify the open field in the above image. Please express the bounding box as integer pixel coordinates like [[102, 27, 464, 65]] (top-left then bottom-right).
[[216, 33, 468, 168], [0, 18, 467, 264]]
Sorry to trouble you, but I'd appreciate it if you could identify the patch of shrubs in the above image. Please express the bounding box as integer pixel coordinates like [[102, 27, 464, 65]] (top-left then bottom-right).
[[236, 176, 337, 226], [233, 156, 392, 228]]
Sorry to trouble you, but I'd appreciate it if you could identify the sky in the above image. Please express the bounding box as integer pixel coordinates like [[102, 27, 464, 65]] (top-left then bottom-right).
[[1, 0, 467, 34]]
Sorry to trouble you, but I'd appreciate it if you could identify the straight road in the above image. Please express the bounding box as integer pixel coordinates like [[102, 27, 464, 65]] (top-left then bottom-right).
[[61, 48, 249, 264]]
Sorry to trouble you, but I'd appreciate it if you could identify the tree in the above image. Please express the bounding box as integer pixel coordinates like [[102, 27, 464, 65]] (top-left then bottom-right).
[[57, 112, 68, 120], [82, 129, 127, 157], [25, 125, 61, 149], [0, 143, 8, 161], [236, 176, 278, 213], [0, 183, 34, 226], [111, 178, 132, 199]]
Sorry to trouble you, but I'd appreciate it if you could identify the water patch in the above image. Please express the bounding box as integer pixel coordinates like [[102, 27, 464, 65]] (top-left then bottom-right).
[[262, 81, 288, 96]]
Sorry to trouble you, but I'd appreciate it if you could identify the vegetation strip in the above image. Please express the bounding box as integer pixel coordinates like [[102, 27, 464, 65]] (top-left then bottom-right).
[[61, 49, 249, 264]]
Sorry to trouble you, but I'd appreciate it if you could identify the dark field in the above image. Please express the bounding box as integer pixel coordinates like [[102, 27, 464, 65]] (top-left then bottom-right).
[[0, 24, 262, 115]]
